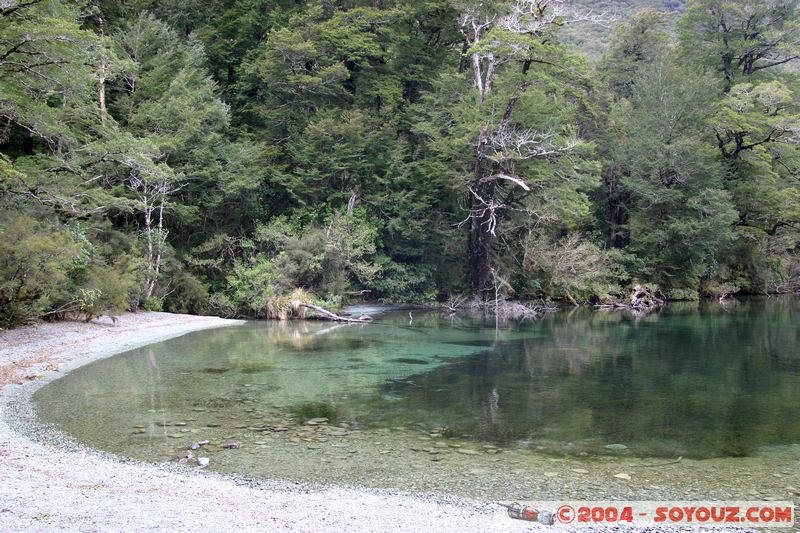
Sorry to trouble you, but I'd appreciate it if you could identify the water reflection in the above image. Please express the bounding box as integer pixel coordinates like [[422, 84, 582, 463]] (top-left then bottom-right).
[[34, 297, 800, 460], [399, 299, 800, 456]]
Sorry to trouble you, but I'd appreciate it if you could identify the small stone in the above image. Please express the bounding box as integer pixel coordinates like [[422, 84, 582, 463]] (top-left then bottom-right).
[[222, 442, 240, 449], [205, 423, 221, 428], [456, 449, 479, 455], [168, 433, 182, 439], [304, 418, 329, 426], [429, 433, 442, 438], [434, 442, 449, 448], [571, 468, 589, 474], [197, 457, 210, 467], [132, 428, 146, 434], [605, 444, 628, 451], [544, 471, 558, 477], [197, 440, 210, 445], [133, 425, 146, 429], [614, 473, 632, 480]]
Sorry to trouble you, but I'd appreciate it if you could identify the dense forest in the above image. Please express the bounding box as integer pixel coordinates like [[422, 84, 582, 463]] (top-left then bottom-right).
[[1, 0, 799, 326]]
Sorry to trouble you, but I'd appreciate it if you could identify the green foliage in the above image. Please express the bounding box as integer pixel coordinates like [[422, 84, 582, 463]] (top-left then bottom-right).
[[522, 232, 624, 303], [0, 212, 78, 327], [80, 262, 138, 320], [679, 0, 800, 89], [370, 259, 437, 303], [163, 271, 210, 315], [2, 0, 800, 328], [215, 210, 382, 316], [611, 56, 738, 289]]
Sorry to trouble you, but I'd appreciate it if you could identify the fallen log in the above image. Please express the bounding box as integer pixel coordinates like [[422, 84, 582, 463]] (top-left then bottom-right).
[[296, 303, 373, 323]]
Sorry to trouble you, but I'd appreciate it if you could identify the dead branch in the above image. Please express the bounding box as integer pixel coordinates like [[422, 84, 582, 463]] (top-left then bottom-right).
[[297, 303, 373, 323]]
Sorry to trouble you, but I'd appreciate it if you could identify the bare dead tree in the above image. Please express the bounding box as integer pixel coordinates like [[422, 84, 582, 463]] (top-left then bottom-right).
[[456, 0, 608, 293], [127, 169, 181, 300]]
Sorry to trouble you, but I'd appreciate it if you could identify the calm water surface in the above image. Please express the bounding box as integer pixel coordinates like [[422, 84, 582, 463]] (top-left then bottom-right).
[[35, 297, 800, 465]]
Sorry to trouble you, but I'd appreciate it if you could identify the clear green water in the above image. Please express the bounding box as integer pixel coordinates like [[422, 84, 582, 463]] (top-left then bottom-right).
[[34, 298, 800, 468]]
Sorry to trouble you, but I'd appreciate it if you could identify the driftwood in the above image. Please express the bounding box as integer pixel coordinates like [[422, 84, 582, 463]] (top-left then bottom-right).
[[595, 284, 665, 311], [297, 303, 373, 323], [443, 295, 557, 318]]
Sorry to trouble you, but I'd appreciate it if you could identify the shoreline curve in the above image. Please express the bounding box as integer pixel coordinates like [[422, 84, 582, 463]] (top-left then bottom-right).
[[0, 312, 519, 532]]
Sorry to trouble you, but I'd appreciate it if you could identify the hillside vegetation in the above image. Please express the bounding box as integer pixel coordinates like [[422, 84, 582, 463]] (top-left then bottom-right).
[[1, 0, 798, 325]]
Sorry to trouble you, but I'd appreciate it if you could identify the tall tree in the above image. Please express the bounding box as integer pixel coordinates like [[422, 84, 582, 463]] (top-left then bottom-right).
[[595, 9, 670, 249], [679, 0, 800, 91], [424, 0, 603, 293], [612, 56, 737, 290]]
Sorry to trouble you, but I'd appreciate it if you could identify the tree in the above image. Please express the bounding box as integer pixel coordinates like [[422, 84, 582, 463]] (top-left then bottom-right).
[[595, 10, 671, 249], [613, 56, 738, 291], [421, 0, 603, 293], [679, 0, 800, 91]]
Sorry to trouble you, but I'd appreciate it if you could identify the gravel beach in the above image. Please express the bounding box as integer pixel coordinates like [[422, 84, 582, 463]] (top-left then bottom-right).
[[0, 312, 539, 532], [0, 312, 777, 532]]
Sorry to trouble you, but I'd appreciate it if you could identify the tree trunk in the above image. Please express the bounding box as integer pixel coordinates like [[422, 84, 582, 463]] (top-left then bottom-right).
[[468, 201, 491, 293], [468, 124, 492, 293], [604, 168, 629, 248], [98, 16, 107, 124]]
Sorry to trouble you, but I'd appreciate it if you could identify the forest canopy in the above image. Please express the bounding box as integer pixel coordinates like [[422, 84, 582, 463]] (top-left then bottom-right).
[[1, 0, 799, 326]]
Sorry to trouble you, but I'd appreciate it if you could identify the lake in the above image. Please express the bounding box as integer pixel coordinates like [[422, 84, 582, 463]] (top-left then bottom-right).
[[33, 297, 800, 499]]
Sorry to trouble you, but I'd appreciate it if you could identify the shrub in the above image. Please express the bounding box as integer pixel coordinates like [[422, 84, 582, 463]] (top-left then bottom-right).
[[0, 212, 78, 327], [163, 270, 210, 314], [522, 232, 623, 303], [371, 259, 436, 303]]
